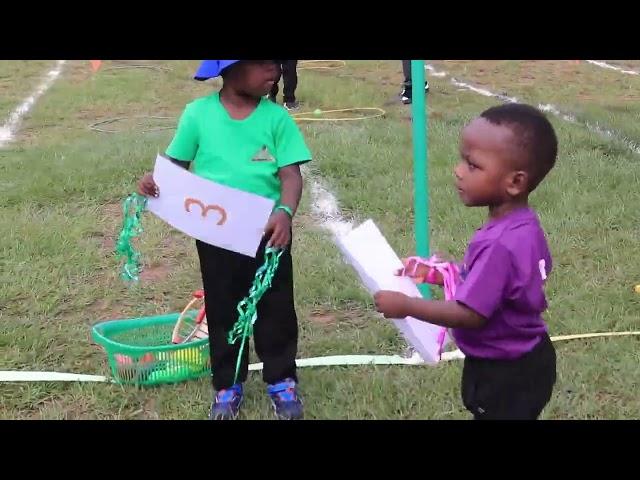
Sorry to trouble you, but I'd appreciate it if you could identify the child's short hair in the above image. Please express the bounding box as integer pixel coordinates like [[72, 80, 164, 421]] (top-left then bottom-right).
[[220, 63, 239, 79], [480, 103, 558, 191]]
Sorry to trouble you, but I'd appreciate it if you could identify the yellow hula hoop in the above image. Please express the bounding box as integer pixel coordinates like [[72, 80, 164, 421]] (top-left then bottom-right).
[[299, 60, 346, 71], [292, 107, 386, 122]]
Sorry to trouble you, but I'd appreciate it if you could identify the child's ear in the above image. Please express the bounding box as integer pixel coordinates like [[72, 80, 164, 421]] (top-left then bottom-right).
[[506, 170, 528, 197]]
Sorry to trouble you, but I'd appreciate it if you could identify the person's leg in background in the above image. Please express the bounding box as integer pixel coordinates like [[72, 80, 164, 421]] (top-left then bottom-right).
[[281, 60, 299, 111], [400, 59, 429, 105], [402, 59, 412, 85]]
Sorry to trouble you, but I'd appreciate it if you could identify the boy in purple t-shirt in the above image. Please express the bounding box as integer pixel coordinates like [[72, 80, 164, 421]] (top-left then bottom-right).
[[374, 103, 558, 420]]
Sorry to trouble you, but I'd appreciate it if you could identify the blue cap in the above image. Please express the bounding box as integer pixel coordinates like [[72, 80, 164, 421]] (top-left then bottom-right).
[[194, 60, 239, 81]]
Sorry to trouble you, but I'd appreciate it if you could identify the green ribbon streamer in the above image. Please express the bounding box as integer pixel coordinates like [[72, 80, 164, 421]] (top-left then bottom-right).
[[227, 247, 284, 384], [115, 193, 147, 282], [114, 192, 283, 383]]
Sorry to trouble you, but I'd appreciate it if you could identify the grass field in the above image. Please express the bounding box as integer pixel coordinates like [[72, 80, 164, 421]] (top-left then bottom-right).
[[1, 60, 640, 419]]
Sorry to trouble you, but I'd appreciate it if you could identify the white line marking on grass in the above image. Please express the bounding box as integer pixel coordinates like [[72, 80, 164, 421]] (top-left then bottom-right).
[[582, 120, 640, 155], [537, 103, 578, 123], [539, 104, 640, 154], [586, 60, 639, 76], [0, 60, 66, 148], [450, 78, 519, 103], [426, 63, 518, 102], [425, 64, 447, 77], [307, 171, 353, 237], [426, 63, 640, 156]]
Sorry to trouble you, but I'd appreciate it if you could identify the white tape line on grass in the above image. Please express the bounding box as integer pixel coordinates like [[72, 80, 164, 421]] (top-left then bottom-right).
[[0, 351, 466, 382], [586, 60, 639, 76], [0, 60, 66, 148], [307, 170, 354, 237], [426, 63, 640, 156], [4, 331, 639, 382]]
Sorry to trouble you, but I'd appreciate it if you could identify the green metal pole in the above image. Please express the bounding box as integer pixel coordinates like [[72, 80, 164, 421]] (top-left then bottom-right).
[[410, 60, 430, 299]]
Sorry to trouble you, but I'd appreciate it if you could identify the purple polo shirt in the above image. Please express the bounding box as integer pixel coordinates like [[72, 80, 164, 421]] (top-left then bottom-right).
[[453, 207, 552, 360]]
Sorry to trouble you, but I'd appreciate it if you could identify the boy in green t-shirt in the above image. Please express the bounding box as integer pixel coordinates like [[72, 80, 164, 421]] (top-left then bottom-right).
[[138, 60, 312, 420]]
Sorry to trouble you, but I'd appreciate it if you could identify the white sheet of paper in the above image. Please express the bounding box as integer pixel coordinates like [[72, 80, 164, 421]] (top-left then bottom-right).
[[335, 219, 448, 364], [146, 155, 275, 257]]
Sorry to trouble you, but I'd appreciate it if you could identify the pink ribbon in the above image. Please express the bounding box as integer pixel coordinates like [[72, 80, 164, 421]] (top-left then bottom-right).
[[401, 255, 461, 360]]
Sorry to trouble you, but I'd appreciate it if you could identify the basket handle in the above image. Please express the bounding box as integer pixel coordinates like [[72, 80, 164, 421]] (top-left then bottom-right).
[[171, 295, 203, 344]]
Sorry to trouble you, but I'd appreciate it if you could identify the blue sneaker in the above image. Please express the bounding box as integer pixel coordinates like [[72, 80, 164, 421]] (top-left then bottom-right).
[[267, 378, 303, 420], [209, 384, 243, 420]]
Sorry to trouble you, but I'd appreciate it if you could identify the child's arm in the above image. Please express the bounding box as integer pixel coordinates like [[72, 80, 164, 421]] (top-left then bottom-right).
[[266, 108, 311, 248], [277, 164, 303, 216], [376, 243, 512, 330], [373, 291, 487, 329], [264, 164, 303, 248]]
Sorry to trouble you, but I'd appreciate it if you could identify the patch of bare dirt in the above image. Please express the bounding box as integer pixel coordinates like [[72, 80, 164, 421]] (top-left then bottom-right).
[[310, 310, 336, 325], [139, 264, 171, 283]]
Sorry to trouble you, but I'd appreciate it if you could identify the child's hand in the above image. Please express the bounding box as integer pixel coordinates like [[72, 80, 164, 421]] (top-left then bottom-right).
[[138, 173, 159, 198], [396, 258, 444, 286], [374, 291, 411, 319], [264, 211, 292, 248]]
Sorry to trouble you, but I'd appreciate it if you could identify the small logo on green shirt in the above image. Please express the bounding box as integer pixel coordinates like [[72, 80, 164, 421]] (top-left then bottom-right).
[[252, 145, 275, 162]]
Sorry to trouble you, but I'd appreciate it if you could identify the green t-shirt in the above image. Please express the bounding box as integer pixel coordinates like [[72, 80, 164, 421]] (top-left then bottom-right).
[[166, 92, 312, 202]]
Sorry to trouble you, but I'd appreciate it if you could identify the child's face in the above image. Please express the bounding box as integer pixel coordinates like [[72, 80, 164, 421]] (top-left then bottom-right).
[[454, 117, 522, 207], [234, 61, 279, 97]]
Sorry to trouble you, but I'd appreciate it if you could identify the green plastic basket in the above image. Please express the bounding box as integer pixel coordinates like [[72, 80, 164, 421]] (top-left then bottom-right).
[[92, 312, 210, 386]]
